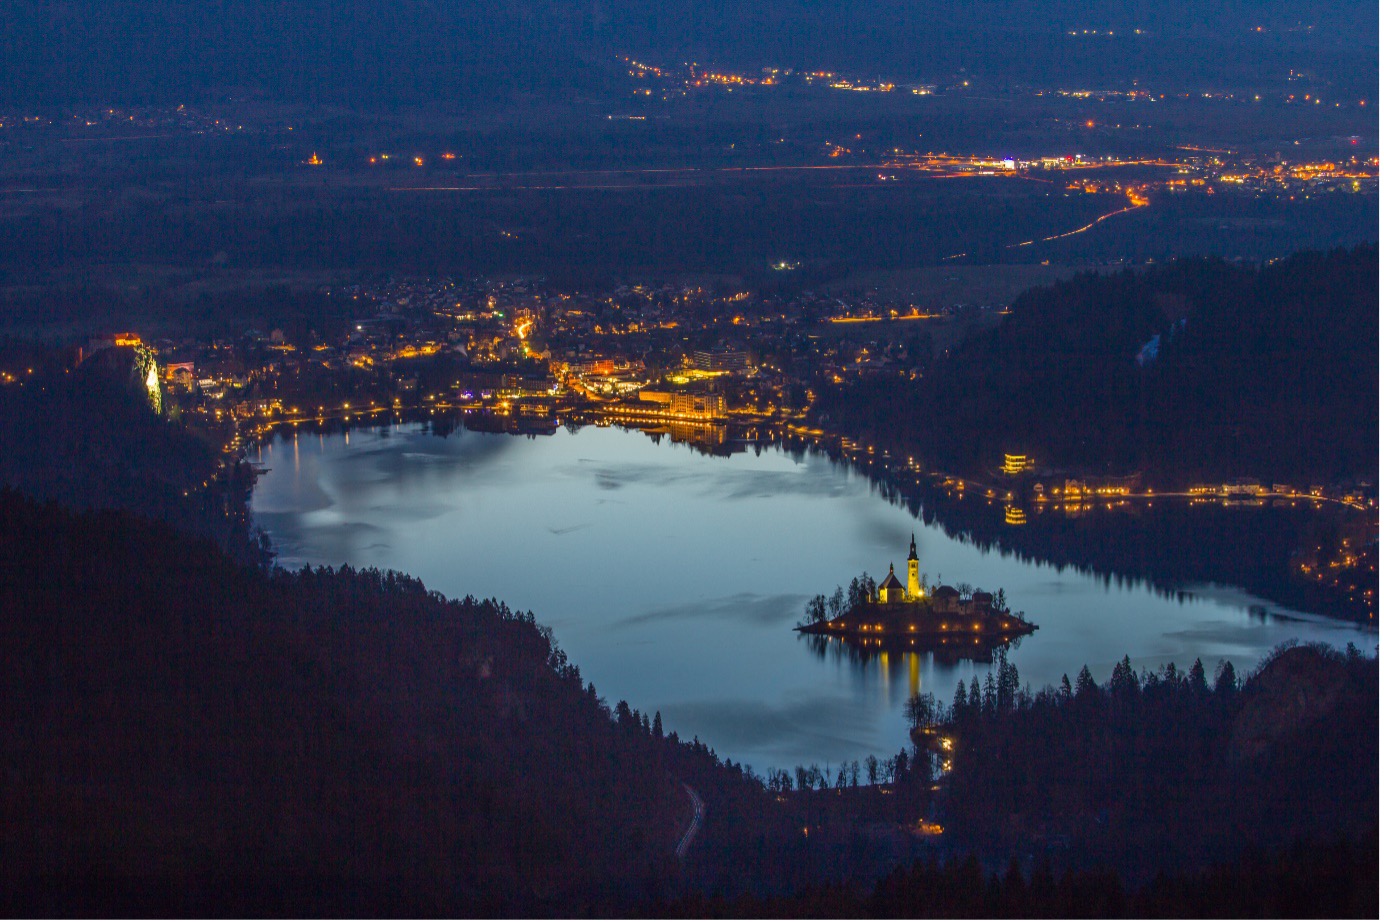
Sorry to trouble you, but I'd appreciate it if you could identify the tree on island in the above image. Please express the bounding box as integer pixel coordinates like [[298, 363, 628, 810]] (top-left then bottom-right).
[[828, 586, 846, 619], [847, 572, 877, 611], [803, 573, 882, 625], [905, 692, 942, 731]]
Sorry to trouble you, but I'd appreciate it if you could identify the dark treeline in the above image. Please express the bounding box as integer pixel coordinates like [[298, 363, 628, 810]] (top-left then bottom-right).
[[938, 643, 1377, 881], [670, 640, 1378, 916], [668, 836, 1378, 918], [0, 484, 965, 915], [813, 245, 1379, 486]]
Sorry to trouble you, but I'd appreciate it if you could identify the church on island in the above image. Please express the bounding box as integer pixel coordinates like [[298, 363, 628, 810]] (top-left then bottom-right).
[[797, 534, 1037, 642]]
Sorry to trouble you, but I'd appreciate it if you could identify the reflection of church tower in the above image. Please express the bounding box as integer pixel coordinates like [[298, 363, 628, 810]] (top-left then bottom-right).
[[907, 533, 922, 599]]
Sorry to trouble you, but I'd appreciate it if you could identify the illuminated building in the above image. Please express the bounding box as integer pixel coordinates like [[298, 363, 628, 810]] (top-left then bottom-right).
[[1001, 453, 1035, 475], [879, 564, 907, 603], [670, 392, 727, 420], [608, 390, 728, 422], [691, 349, 751, 373], [85, 332, 143, 359], [906, 533, 925, 599]]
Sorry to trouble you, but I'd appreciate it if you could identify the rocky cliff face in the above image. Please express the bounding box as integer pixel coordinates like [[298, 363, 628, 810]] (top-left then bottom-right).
[[1230, 644, 1353, 764]]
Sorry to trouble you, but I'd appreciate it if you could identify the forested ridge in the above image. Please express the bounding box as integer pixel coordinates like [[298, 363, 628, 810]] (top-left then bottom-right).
[[687, 642, 1377, 917], [814, 245, 1378, 486], [940, 646, 1377, 877]]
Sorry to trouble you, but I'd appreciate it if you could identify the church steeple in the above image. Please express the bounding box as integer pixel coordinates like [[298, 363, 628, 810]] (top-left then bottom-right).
[[907, 533, 922, 599]]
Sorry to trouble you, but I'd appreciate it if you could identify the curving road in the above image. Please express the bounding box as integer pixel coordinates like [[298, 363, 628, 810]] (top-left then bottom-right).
[[675, 783, 705, 859]]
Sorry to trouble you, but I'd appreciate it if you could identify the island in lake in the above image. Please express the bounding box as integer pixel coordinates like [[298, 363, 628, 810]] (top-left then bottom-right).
[[796, 534, 1037, 645]]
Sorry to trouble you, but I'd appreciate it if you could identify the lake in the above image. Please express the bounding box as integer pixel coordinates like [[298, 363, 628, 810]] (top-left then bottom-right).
[[250, 422, 1370, 773]]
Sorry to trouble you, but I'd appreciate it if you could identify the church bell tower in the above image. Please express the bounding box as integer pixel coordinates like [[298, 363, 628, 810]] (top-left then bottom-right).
[[907, 533, 922, 599]]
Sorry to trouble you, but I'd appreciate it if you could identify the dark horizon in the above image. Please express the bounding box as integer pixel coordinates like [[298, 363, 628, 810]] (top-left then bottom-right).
[[2, 0, 1378, 105]]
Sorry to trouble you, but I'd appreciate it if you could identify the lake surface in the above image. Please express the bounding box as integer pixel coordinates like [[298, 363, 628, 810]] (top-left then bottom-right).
[[251, 423, 1370, 772]]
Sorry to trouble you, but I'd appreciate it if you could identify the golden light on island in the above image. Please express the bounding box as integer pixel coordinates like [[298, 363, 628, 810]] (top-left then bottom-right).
[[799, 534, 1037, 643]]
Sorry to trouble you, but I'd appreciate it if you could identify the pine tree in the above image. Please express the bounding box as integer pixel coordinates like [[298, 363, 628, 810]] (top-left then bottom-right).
[[1109, 656, 1139, 702], [1075, 665, 1098, 698], [1213, 660, 1238, 696], [1188, 659, 1208, 695], [996, 649, 1020, 711], [953, 679, 969, 720]]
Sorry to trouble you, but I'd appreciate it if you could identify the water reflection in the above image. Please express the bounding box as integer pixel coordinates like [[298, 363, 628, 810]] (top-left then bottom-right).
[[802, 632, 1025, 681], [251, 422, 1372, 771]]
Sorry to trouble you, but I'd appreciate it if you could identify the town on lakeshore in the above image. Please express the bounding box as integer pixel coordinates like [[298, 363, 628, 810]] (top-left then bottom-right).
[[30, 259, 1374, 626], [796, 534, 1037, 645]]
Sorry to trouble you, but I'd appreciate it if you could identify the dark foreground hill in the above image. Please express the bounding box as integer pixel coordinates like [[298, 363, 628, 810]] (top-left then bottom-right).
[[0, 491, 730, 915]]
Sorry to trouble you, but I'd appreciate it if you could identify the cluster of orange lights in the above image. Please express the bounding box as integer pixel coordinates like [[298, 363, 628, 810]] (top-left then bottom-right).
[[363, 153, 456, 166]]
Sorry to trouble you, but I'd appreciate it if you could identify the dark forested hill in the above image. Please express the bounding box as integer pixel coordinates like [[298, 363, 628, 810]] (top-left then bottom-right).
[[813, 245, 1378, 486], [0, 490, 753, 914], [670, 643, 1378, 917], [0, 359, 270, 566], [940, 645, 1378, 880]]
